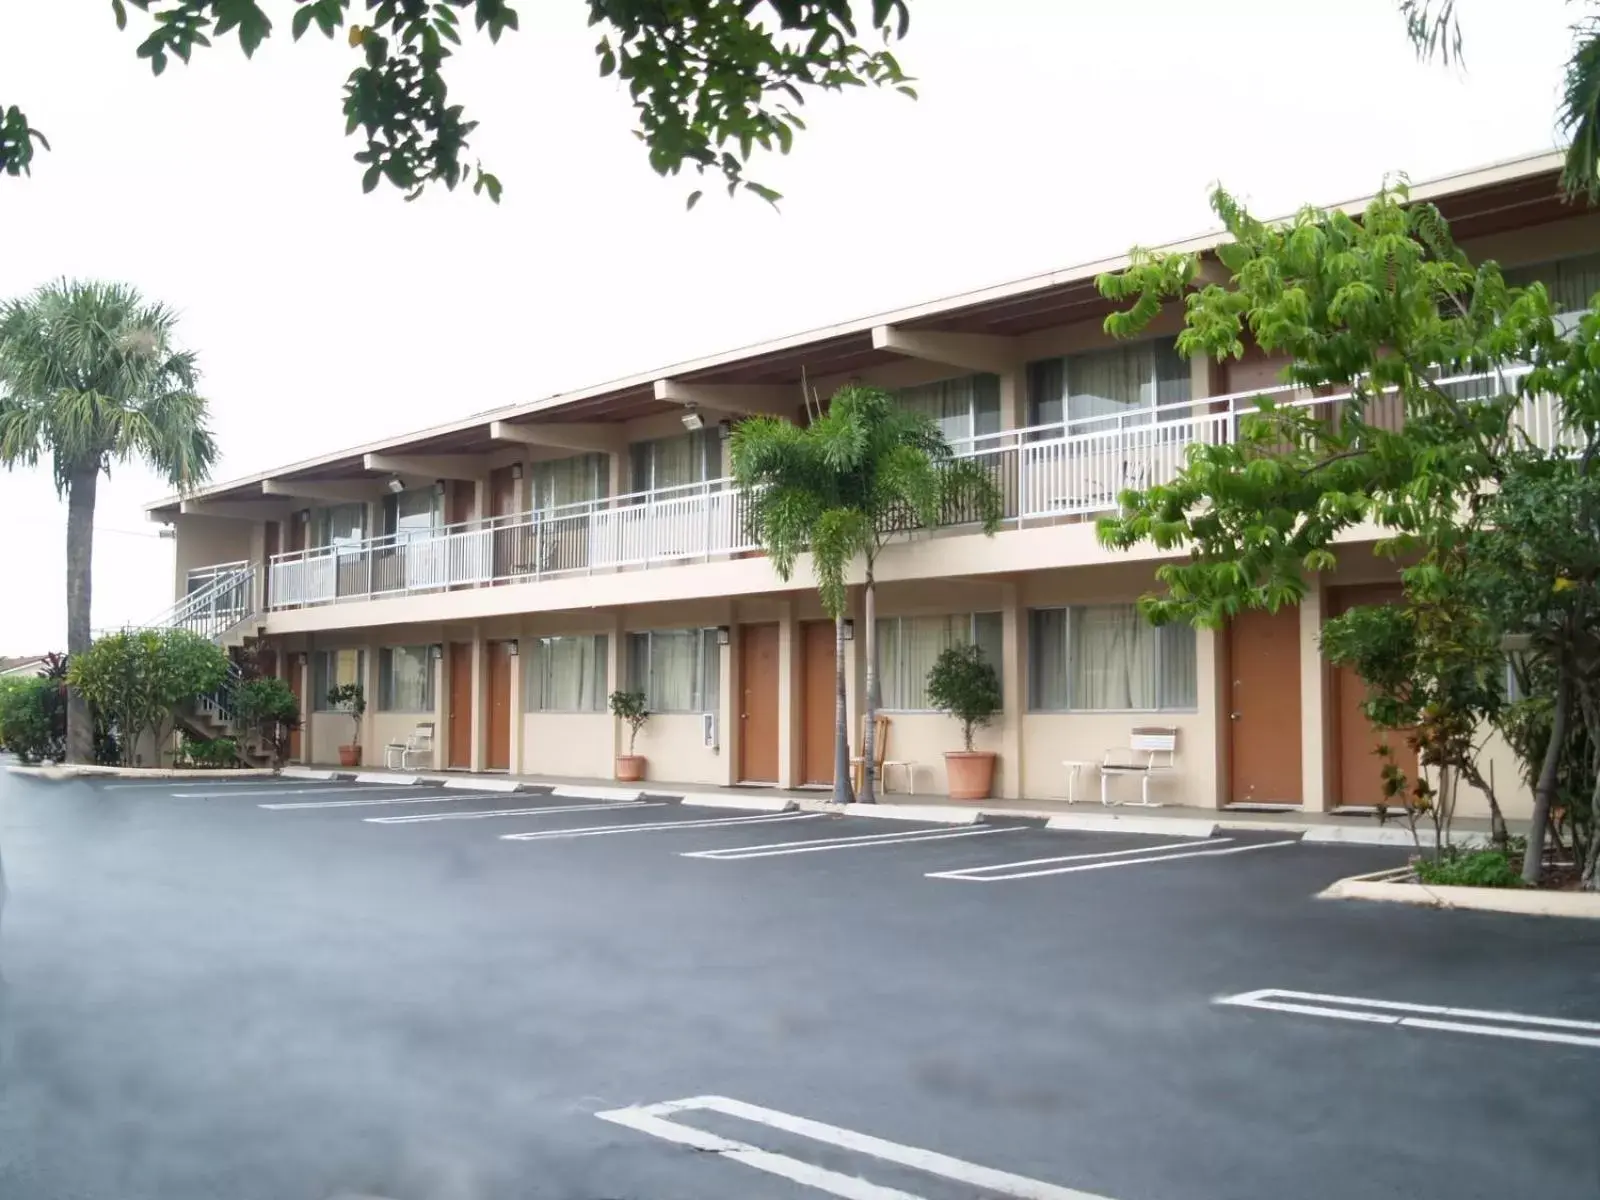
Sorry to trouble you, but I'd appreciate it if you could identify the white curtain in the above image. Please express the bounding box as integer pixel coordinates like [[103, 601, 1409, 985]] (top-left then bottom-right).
[[1027, 339, 1190, 433], [534, 455, 604, 512], [896, 375, 1000, 445], [1028, 609, 1070, 710], [877, 614, 1002, 710], [1071, 605, 1155, 710], [314, 649, 364, 709], [531, 635, 606, 712], [1156, 623, 1197, 709], [1506, 250, 1600, 313], [380, 646, 432, 711], [632, 629, 702, 712]]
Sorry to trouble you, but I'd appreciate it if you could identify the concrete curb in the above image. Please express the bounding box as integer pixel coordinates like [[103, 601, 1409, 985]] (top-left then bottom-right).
[[442, 776, 523, 793], [678, 792, 797, 813], [280, 768, 343, 782], [1320, 868, 1600, 919], [834, 803, 982, 825], [551, 784, 644, 802], [1302, 826, 1490, 848], [355, 771, 417, 786], [7, 764, 277, 780], [1046, 812, 1219, 838]]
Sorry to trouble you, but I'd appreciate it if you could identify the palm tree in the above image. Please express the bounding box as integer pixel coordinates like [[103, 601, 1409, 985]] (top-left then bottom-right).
[[1401, 2, 1600, 197], [731, 383, 1002, 805], [0, 280, 216, 763]]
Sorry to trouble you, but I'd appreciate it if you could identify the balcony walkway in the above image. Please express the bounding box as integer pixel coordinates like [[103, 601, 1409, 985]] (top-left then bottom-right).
[[279, 764, 1510, 844]]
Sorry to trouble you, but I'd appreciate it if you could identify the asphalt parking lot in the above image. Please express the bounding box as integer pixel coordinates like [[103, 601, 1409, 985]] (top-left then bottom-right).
[[1, 773, 1597, 1200]]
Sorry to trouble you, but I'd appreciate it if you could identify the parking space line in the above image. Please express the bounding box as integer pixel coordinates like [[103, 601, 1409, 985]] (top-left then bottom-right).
[[179, 785, 435, 799], [926, 838, 1225, 880], [928, 838, 1298, 881], [1216, 988, 1600, 1048], [681, 825, 1021, 860], [596, 1094, 1112, 1199], [501, 812, 821, 842], [366, 801, 662, 824], [259, 792, 533, 811]]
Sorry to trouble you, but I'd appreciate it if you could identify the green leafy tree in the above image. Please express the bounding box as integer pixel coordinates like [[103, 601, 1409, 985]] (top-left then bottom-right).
[[925, 641, 1001, 753], [1093, 180, 1584, 879], [326, 681, 367, 750], [68, 628, 229, 765], [608, 688, 649, 756], [231, 675, 302, 770], [1, 1, 914, 206], [731, 383, 1001, 804], [0, 674, 65, 763], [0, 280, 216, 763], [1400, 1, 1600, 197]]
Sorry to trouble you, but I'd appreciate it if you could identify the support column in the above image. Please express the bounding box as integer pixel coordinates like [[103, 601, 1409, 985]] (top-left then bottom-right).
[[1299, 584, 1328, 812], [999, 366, 1027, 431], [719, 601, 737, 786], [431, 643, 446, 772], [361, 641, 380, 768], [1000, 583, 1024, 800], [297, 648, 313, 766], [1194, 626, 1222, 810], [608, 610, 626, 767], [509, 634, 526, 774]]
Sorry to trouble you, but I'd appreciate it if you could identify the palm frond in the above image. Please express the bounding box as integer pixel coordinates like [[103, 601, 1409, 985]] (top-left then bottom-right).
[[1560, 18, 1600, 199], [1399, 0, 1463, 65]]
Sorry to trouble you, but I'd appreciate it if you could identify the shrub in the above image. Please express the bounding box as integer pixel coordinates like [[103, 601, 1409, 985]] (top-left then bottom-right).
[[925, 642, 1002, 752], [325, 682, 365, 749], [180, 734, 239, 768], [232, 676, 300, 770], [1414, 847, 1524, 889], [69, 629, 230, 766], [0, 674, 66, 763], [608, 690, 649, 755]]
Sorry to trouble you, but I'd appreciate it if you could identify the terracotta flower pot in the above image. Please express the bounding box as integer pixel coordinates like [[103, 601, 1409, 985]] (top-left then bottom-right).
[[944, 750, 996, 801], [338, 744, 361, 768], [616, 754, 646, 783]]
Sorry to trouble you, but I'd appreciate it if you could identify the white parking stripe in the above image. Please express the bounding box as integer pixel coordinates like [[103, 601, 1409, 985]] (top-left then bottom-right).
[[259, 792, 528, 810], [596, 1094, 1113, 1200], [1216, 988, 1600, 1048], [501, 812, 821, 841], [928, 838, 1298, 881], [103, 781, 291, 791], [682, 825, 1020, 860], [367, 801, 662, 824], [927, 838, 1225, 879], [180, 785, 439, 799]]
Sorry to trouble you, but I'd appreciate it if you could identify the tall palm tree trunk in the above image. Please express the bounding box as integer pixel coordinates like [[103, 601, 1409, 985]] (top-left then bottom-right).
[[832, 613, 854, 805], [859, 570, 879, 805], [64, 460, 98, 764]]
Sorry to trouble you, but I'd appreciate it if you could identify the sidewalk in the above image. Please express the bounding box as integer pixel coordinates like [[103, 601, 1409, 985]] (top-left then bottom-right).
[[281, 764, 1510, 847]]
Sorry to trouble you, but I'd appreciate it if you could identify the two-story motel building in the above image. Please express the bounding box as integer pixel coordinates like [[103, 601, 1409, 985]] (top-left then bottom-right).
[[147, 150, 1596, 818]]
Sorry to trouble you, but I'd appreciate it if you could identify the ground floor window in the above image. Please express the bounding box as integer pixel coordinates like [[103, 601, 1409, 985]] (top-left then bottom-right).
[[312, 648, 365, 709], [528, 634, 608, 712], [626, 628, 720, 713], [1029, 605, 1196, 711], [875, 612, 1003, 711], [378, 645, 433, 712]]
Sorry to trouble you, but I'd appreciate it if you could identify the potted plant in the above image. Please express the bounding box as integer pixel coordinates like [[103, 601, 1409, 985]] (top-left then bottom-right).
[[326, 682, 365, 768], [609, 689, 649, 782], [926, 642, 1002, 801]]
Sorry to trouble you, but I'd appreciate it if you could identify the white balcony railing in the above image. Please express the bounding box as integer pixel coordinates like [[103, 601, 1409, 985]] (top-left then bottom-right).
[[139, 562, 258, 639], [257, 367, 1568, 612]]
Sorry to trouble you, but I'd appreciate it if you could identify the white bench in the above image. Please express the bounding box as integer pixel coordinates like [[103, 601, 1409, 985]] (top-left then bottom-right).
[[1099, 727, 1177, 807]]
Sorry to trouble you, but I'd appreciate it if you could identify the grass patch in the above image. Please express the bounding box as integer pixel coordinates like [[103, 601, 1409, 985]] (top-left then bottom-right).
[[1414, 846, 1525, 889]]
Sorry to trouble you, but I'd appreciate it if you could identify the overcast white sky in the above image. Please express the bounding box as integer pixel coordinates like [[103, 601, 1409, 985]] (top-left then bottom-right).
[[0, 0, 1579, 653]]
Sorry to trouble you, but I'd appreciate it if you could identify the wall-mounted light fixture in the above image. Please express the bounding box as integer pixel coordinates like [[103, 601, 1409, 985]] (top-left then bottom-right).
[[385, 476, 405, 494], [297, 651, 308, 666], [842, 618, 855, 641], [510, 462, 523, 480], [717, 418, 732, 441], [507, 641, 520, 657], [431, 644, 443, 660], [433, 479, 447, 496], [715, 625, 731, 646], [157, 526, 176, 540], [681, 402, 706, 432]]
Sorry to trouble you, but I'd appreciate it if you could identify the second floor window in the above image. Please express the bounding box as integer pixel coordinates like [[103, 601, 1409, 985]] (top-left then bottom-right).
[[381, 488, 441, 543], [627, 628, 720, 713], [378, 646, 434, 712], [314, 503, 366, 552], [1027, 338, 1189, 437], [531, 453, 608, 513], [630, 428, 720, 495], [895, 374, 1001, 446], [312, 648, 365, 708]]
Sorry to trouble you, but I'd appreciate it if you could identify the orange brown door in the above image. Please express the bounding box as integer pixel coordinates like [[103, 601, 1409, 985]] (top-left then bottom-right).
[[448, 642, 473, 769], [287, 656, 303, 763], [800, 620, 836, 785], [485, 640, 513, 771], [739, 623, 780, 783], [446, 480, 475, 527], [1227, 605, 1303, 804], [1330, 584, 1420, 807]]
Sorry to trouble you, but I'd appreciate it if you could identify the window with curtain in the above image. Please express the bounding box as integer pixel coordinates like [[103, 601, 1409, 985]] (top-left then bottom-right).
[[1505, 250, 1600, 314], [629, 429, 720, 495], [626, 629, 720, 712], [312, 648, 365, 709], [531, 454, 608, 513], [381, 488, 441, 542], [1026, 338, 1188, 436], [1028, 606, 1195, 711], [314, 503, 366, 550], [894, 374, 1001, 445], [875, 612, 1003, 710], [528, 634, 608, 712], [378, 646, 434, 711]]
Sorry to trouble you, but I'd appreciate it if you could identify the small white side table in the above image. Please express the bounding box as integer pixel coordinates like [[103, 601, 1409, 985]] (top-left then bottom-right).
[[1061, 760, 1093, 805]]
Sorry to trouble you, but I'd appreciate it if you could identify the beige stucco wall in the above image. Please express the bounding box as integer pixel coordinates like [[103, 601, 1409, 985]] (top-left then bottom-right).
[[172, 513, 258, 602], [524, 713, 613, 779]]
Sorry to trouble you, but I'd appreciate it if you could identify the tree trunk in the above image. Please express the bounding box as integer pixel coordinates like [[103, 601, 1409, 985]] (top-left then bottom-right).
[[64, 462, 99, 765], [859, 571, 879, 805], [831, 613, 854, 805], [1523, 665, 1569, 886]]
